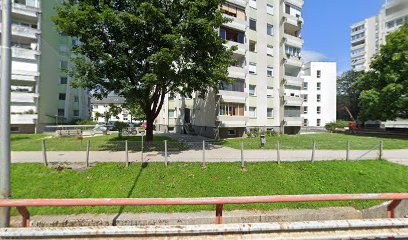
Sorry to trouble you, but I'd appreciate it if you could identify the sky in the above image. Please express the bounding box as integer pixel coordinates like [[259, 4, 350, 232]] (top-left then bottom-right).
[[301, 0, 384, 75]]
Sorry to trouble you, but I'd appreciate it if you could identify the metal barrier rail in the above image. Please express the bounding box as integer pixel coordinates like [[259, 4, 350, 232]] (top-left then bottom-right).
[[1, 193, 407, 228]]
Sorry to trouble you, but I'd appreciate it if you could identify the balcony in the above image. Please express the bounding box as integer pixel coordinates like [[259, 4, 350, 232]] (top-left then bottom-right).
[[217, 115, 248, 128], [228, 66, 247, 79], [218, 90, 248, 104], [12, 47, 40, 60], [283, 34, 304, 49], [284, 75, 303, 88], [11, 92, 38, 104], [222, 14, 246, 32], [0, 24, 40, 39], [226, 0, 246, 8], [284, 55, 303, 68], [284, 96, 303, 106], [224, 40, 246, 56], [11, 114, 38, 124], [283, 13, 303, 29], [285, 0, 304, 8], [284, 117, 303, 126]]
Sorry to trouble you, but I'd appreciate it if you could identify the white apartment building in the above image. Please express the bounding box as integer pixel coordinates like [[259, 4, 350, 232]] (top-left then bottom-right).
[[351, 0, 408, 72], [301, 62, 337, 128], [91, 97, 131, 123], [156, 0, 304, 138], [0, 0, 89, 133]]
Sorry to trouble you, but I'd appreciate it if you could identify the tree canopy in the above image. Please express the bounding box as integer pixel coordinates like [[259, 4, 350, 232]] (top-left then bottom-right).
[[53, 0, 234, 140], [337, 70, 362, 121], [355, 22, 408, 121]]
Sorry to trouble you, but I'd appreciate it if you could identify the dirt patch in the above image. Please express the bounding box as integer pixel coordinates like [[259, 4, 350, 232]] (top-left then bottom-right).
[[49, 162, 94, 172]]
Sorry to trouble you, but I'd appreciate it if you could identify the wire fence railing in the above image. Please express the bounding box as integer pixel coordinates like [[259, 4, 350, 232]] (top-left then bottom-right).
[[16, 138, 387, 167]]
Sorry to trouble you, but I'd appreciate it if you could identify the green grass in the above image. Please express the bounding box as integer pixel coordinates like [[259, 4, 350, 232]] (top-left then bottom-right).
[[11, 134, 186, 152], [218, 133, 408, 150], [10, 161, 408, 216]]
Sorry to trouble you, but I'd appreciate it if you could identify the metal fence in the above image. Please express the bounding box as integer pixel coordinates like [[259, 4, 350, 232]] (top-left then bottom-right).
[[22, 138, 386, 167]]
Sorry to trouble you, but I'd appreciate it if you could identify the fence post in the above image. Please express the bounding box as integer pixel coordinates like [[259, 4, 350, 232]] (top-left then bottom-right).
[[164, 140, 168, 167], [141, 133, 144, 163], [86, 140, 90, 167], [41, 139, 48, 166], [125, 140, 129, 167], [311, 141, 316, 162], [379, 141, 384, 160], [346, 141, 350, 161], [202, 140, 206, 168], [277, 140, 281, 164], [240, 141, 245, 169]]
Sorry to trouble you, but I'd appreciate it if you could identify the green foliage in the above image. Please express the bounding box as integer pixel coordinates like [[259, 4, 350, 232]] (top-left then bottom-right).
[[69, 119, 97, 125], [337, 70, 363, 120], [355, 22, 408, 121], [325, 121, 349, 131], [53, 0, 235, 140], [114, 121, 129, 138]]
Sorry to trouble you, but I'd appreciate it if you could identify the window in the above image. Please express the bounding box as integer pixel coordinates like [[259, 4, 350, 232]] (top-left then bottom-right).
[[303, 106, 308, 114], [219, 28, 245, 44], [249, 85, 256, 96], [59, 93, 66, 101], [169, 109, 176, 118], [303, 119, 308, 127], [74, 96, 79, 102], [222, 3, 245, 20], [285, 45, 301, 57], [248, 107, 256, 118], [73, 110, 79, 117], [60, 61, 68, 69], [60, 77, 67, 84], [317, 70, 321, 78], [317, 82, 321, 90], [317, 119, 321, 127], [267, 4, 273, 15], [219, 103, 244, 116], [267, 45, 273, 56], [169, 93, 175, 100], [249, 0, 256, 9], [303, 82, 308, 90], [302, 94, 308, 102], [317, 106, 321, 114], [249, 18, 257, 31], [267, 67, 273, 77], [317, 94, 321, 102], [267, 24, 273, 36], [58, 108, 65, 116], [267, 108, 273, 118], [249, 62, 257, 74], [249, 40, 256, 52], [267, 87, 273, 97], [11, 126, 20, 133], [228, 129, 236, 136]]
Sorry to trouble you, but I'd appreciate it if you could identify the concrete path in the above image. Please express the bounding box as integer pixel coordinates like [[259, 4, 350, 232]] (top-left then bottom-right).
[[10, 148, 408, 166]]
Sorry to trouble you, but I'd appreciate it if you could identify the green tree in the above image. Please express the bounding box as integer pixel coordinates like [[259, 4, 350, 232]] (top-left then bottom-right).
[[337, 70, 363, 120], [54, 0, 234, 141], [355, 22, 408, 121]]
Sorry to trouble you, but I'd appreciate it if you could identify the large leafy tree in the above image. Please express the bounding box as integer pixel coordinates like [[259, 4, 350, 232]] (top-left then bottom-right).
[[355, 22, 408, 121], [54, 0, 234, 141], [337, 70, 362, 120]]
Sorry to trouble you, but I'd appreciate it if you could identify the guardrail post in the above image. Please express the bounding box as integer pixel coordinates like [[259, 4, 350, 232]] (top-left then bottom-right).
[[240, 141, 245, 169], [311, 141, 316, 162], [215, 204, 223, 224], [16, 207, 30, 227], [346, 141, 350, 161], [125, 140, 129, 167], [41, 139, 48, 166], [164, 140, 168, 167], [86, 140, 90, 167], [379, 141, 384, 160], [387, 200, 401, 218], [202, 140, 206, 168], [277, 140, 281, 164]]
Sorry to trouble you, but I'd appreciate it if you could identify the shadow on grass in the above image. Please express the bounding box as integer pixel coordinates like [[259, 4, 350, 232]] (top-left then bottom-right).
[[112, 162, 149, 226], [96, 137, 190, 152]]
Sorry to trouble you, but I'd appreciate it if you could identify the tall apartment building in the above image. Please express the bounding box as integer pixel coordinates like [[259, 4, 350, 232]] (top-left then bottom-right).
[[0, 0, 89, 133], [301, 62, 336, 128], [156, 0, 304, 138], [351, 0, 408, 72]]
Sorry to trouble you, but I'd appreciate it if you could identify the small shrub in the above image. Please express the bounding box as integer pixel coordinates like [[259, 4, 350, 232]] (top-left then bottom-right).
[[325, 121, 349, 131]]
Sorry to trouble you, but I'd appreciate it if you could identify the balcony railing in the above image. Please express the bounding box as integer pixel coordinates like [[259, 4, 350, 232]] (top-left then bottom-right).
[[0, 24, 40, 39], [222, 14, 246, 32], [226, 0, 246, 8], [11, 92, 38, 104], [228, 66, 247, 79], [224, 41, 247, 56], [284, 117, 303, 126], [283, 34, 304, 49], [12, 47, 40, 60], [284, 96, 303, 106], [283, 13, 303, 28], [285, 0, 304, 8], [11, 114, 38, 124], [284, 75, 303, 88], [284, 55, 303, 68], [218, 90, 248, 104], [217, 115, 248, 127]]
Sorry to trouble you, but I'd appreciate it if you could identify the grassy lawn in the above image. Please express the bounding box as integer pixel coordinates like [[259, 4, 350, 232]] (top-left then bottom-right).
[[218, 133, 408, 150], [10, 161, 408, 216], [11, 134, 186, 152]]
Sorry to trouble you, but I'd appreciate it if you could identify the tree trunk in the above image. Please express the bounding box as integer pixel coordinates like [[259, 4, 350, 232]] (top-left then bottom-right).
[[146, 118, 154, 142]]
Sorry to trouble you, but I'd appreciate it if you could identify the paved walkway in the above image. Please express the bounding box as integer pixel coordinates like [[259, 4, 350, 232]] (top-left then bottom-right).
[[11, 147, 408, 166]]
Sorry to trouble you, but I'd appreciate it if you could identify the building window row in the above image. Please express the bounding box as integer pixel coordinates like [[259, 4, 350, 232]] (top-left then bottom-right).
[[351, 32, 365, 41]]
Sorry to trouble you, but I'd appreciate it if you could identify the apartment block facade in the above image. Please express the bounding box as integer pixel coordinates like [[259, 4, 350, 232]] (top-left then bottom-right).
[[0, 0, 89, 133], [156, 0, 304, 139], [91, 97, 131, 123], [351, 0, 408, 72], [301, 62, 336, 128]]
